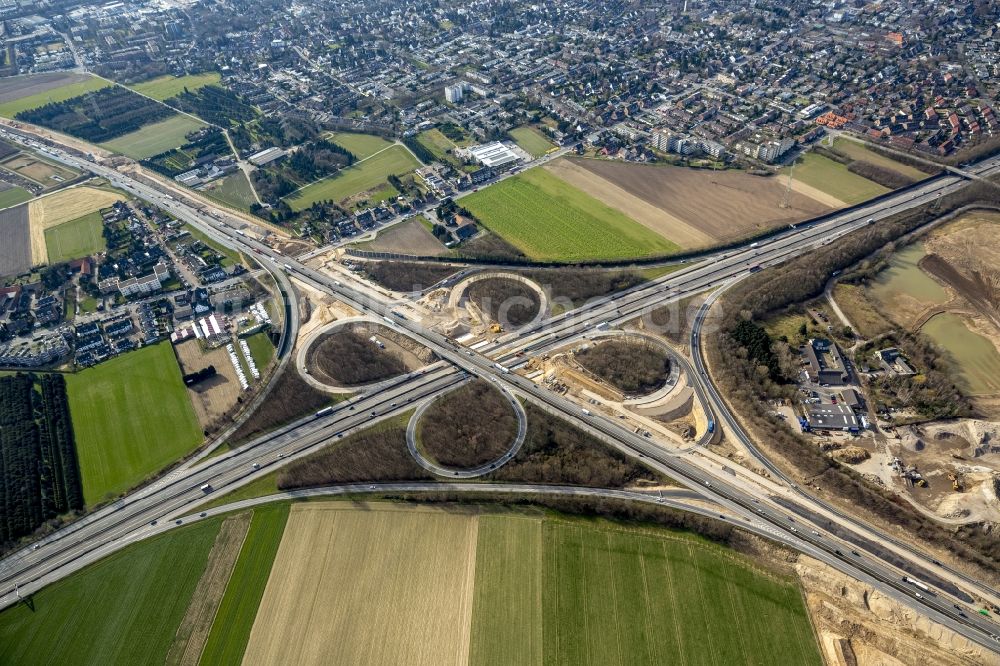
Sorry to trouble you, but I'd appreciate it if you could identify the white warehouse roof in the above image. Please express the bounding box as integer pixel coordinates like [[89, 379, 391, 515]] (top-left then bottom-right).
[[468, 142, 521, 169]]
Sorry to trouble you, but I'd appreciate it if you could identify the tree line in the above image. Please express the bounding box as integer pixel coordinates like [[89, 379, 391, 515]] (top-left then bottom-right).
[[402, 136, 435, 164], [164, 85, 258, 127], [16, 87, 176, 143], [252, 138, 356, 204], [1, 374, 83, 545]]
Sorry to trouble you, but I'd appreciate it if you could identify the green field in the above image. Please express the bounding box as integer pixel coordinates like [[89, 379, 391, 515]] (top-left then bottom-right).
[[831, 138, 929, 181], [0, 503, 820, 665], [0, 186, 31, 209], [470, 514, 820, 666], [328, 131, 394, 159], [202, 171, 258, 212], [101, 114, 206, 159], [922, 313, 1000, 395], [130, 72, 221, 102], [44, 211, 105, 264], [285, 144, 419, 210], [246, 331, 275, 369], [469, 515, 544, 666], [416, 128, 460, 162], [484, 518, 820, 666], [0, 518, 221, 666], [786, 152, 888, 205], [461, 168, 679, 262], [509, 126, 554, 158], [200, 504, 289, 665], [0, 76, 112, 118], [66, 342, 203, 504]]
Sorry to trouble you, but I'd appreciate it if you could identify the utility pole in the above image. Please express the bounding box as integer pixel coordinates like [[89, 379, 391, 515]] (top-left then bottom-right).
[[780, 157, 796, 209]]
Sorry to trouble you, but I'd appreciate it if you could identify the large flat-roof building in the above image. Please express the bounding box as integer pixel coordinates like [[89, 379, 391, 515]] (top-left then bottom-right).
[[805, 404, 860, 432], [466, 142, 522, 169], [803, 338, 849, 385]]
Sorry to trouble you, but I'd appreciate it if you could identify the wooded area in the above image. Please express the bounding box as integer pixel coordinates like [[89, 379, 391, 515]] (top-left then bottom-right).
[[361, 261, 457, 291], [417, 380, 518, 467], [489, 404, 663, 487], [575, 339, 671, 394], [230, 367, 329, 444], [466, 278, 540, 328], [278, 420, 429, 488], [16, 86, 176, 142], [0, 373, 83, 545], [164, 85, 257, 127], [309, 328, 407, 385], [519, 268, 644, 305]]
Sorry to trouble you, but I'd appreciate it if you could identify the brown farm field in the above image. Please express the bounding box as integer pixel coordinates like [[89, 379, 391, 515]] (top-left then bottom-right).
[[28, 186, 125, 265], [0, 71, 95, 104], [0, 153, 77, 187], [242, 503, 478, 666], [560, 157, 831, 247], [174, 339, 244, 430], [363, 217, 448, 256]]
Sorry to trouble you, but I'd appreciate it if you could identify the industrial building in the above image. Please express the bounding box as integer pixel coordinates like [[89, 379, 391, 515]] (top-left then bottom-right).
[[803, 338, 850, 385], [465, 142, 522, 169], [802, 403, 860, 432], [248, 147, 287, 166]]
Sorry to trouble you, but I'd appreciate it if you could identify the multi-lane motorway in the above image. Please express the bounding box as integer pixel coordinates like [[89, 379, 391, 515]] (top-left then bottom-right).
[[2, 123, 1000, 652]]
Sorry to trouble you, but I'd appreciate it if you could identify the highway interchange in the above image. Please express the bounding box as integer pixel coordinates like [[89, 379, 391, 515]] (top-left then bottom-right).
[[2, 123, 1000, 654]]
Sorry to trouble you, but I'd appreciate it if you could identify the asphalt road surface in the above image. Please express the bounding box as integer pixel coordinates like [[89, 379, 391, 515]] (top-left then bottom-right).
[[1, 124, 999, 652]]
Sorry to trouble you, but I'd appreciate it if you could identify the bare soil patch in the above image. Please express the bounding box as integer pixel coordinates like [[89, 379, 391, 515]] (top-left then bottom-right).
[[417, 380, 518, 468], [797, 556, 993, 666], [174, 340, 244, 431], [0, 203, 30, 275], [545, 159, 713, 248], [367, 218, 448, 256], [243, 503, 479, 666], [274, 239, 312, 257], [166, 512, 251, 666], [0, 72, 93, 104], [570, 157, 831, 243]]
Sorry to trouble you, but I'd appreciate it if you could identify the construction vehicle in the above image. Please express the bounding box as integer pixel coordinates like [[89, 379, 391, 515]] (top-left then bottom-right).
[[489, 323, 503, 333], [948, 472, 962, 492]]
